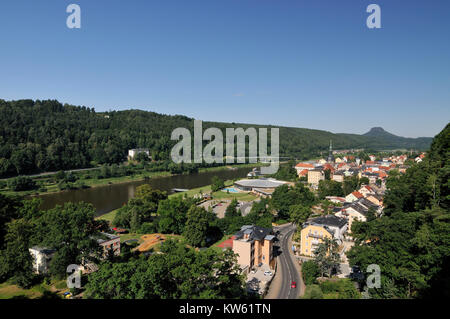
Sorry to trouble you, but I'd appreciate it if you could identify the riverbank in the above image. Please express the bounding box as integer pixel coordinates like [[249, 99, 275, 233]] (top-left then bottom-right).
[[0, 162, 266, 198], [97, 178, 259, 223]]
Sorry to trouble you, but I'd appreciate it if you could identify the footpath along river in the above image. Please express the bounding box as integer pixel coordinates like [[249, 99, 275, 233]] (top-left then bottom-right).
[[37, 167, 251, 217]]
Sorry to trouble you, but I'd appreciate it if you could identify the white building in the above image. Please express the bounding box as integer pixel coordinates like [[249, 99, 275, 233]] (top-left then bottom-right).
[[128, 148, 150, 159], [29, 246, 56, 274]]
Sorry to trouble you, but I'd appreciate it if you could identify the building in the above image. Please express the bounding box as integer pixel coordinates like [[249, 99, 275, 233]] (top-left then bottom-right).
[[300, 215, 347, 257], [234, 178, 288, 193], [358, 185, 375, 197], [308, 169, 325, 185], [332, 171, 344, 182], [295, 162, 315, 176], [232, 225, 275, 272], [29, 246, 56, 274], [336, 198, 381, 233], [96, 232, 121, 257], [327, 140, 335, 163], [128, 148, 150, 160], [345, 191, 364, 203]]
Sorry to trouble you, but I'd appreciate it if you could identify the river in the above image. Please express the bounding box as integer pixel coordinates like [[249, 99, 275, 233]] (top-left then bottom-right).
[[37, 167, 251, 216]]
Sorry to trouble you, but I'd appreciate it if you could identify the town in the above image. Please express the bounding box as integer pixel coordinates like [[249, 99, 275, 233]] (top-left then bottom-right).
[[2, 136, 438, 300]]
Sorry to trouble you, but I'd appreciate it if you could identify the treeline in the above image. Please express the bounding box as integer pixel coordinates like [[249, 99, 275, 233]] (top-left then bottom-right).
[[347, 123, 450, 298], [0, 99, 433, 178]]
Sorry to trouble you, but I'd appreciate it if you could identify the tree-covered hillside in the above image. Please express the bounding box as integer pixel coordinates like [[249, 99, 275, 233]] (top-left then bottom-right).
[[347, 123, 450, 298], [0, 99, 434, 177]]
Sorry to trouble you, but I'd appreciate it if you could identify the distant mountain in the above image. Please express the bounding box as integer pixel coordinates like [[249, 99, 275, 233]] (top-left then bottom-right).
[[364, 127, 398, 138], [361, 127, 433, 150]]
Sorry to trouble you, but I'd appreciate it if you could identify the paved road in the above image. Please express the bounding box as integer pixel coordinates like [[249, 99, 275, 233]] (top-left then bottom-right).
[[272, 224, 302, 299]]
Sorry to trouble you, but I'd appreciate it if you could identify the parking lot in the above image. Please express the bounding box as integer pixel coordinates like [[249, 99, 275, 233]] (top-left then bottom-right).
[[246, 264, 274, 295]]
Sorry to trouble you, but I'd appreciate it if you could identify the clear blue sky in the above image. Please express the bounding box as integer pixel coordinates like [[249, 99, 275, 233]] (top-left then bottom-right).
[[0, 0, 449, 138]]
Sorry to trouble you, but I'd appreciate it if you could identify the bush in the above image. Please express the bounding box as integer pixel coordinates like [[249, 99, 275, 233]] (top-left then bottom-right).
[[319, 279, 360, 299], [302, 261, 320, 285], [139, 222, 156, 234], [8, 176, 37, 191], [303, 285, 323, 299]]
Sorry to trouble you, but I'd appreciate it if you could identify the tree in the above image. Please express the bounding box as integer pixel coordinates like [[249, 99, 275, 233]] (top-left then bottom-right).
[[313, 238, 341, 278], [211, 176, 225, 192], [184, 205, 216, 247], [0, 219, 35, 288], [84, 240, 246, 299], [157, 196, 193, 234], [302, 260, 320, 285], [33, 202, 101, 278], [318, 180, 343, 199], [289, 204, 311, 226]]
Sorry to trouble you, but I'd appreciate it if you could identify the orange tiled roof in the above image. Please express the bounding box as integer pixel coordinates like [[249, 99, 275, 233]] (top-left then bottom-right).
[[295, 162, 314, 168]]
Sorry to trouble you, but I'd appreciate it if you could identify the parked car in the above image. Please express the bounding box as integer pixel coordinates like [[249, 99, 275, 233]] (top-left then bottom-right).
[[264, 271, 273, 276]]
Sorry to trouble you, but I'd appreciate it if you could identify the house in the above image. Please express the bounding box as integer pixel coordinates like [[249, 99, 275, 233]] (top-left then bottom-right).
[[295, 162, 315, 176], [332, 171, 344, 182], [358, 185, 375, 197], [366, 194, 383, 206], [325, 196, 346, 204], [128, 148, 150, 160], [345, 191, 364, 203], [96, 232, 121, 257], [300, 215, 347, 257], [308, 169, 325, 185], [232, 225, 275, 272], [336, 199, 381, 233], [29, 246, 56, 274]]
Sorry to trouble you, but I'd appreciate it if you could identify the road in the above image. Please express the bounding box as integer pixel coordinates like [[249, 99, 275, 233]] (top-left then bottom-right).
[[271, 223, 302, 299]]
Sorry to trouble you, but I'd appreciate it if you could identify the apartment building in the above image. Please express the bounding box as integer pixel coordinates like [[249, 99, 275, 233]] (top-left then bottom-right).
[[232, 225, 275, 272], [300, 215, 347, 257]]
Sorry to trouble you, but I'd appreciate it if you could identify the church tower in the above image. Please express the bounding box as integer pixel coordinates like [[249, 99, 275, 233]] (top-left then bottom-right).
[[327, 140, 335, 163]]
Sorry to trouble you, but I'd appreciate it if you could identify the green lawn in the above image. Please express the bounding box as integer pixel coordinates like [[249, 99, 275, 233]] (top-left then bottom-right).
[[0, 279, 67, 299]]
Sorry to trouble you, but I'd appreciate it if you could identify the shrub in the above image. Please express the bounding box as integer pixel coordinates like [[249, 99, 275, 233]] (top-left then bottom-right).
[[8, 176, 37, 191], [302, 260, 320, 285], [303, 285, 323, 299]]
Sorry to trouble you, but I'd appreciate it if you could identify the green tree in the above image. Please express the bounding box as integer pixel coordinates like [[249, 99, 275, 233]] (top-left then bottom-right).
[[302, 260, 320, 285], [184, 205, 216, 247], [313, 237, 341, 278], [0, 219, 35, 288]]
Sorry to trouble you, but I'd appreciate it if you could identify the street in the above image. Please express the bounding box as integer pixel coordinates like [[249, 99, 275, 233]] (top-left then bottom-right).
[[267, 223, 302, 299]]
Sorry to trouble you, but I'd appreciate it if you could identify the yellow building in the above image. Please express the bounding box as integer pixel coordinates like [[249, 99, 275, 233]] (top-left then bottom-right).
[[300, 215, 347, 257], [308, 169, 325, 185]]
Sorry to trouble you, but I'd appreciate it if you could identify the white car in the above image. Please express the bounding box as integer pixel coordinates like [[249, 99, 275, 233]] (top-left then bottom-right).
[[264, 271, 273, 276]]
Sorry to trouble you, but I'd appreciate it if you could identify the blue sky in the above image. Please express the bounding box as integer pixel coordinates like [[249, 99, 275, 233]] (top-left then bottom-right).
[[0, 0, 449, 138]]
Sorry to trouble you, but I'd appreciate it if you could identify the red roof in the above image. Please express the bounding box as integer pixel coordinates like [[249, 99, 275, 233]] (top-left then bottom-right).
[[298, 169, 309, 176], [217, 236, 236, 249], [365, 161, 376, 165], [295, 162, 314, 168], [351, 191, 364, 199]]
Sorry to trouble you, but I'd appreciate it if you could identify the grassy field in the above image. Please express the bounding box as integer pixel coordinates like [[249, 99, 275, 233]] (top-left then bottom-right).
[[0, 279, 67, 299]]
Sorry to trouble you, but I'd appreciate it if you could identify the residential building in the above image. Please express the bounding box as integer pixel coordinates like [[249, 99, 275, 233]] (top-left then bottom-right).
[[96, 232, 121, 257], [232, 225, 275, 272], [345, 191, 364, 203], [29, 246, 56, 274], [300, 215, 347, 257], [128, 148, 150, 159], [308, 169, 325, 185]]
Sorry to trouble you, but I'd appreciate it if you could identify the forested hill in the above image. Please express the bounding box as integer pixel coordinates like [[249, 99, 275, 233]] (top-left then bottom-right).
[[0, 99, 435, 177]]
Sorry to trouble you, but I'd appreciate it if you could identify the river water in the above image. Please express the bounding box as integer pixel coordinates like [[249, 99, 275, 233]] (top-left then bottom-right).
[[37, 167, 251, 216]]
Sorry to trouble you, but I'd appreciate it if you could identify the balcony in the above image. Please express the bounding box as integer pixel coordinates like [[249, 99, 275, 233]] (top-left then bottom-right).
[[306, 232, 324, 239]]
